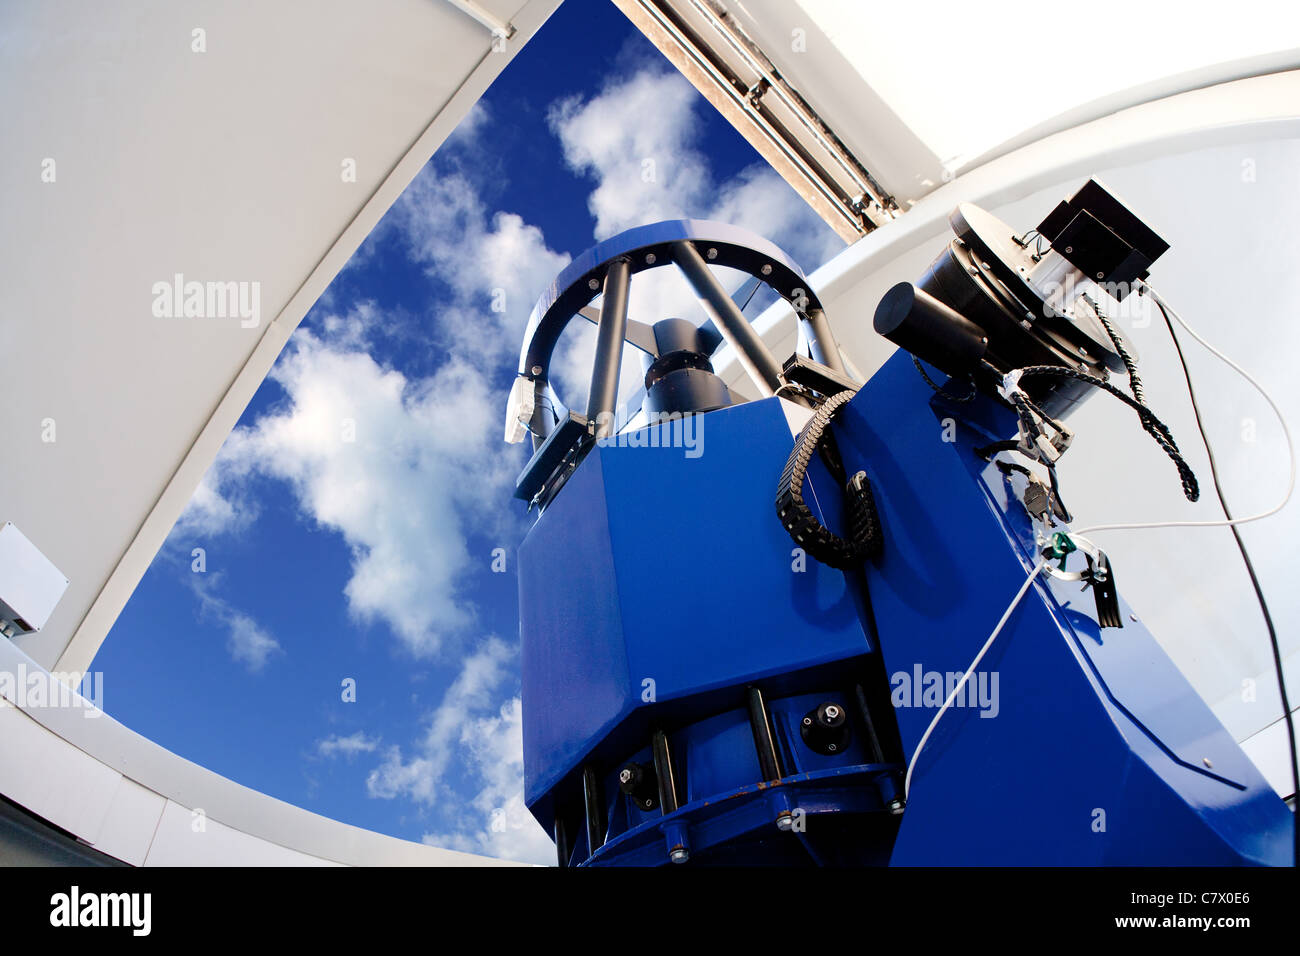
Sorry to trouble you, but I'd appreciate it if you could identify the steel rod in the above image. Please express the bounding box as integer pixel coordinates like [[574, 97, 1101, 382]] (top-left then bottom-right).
[[585, 257, 632, 437], [673, 240, 783, 397], [747, 686, 783, 781], [581, 764, 605, 857], [651, 730, 679, 815], [804, 307, 845, 374]]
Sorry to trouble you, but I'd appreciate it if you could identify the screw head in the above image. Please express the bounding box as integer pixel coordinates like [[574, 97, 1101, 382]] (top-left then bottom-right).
[[824, 704, 841, 720], [588, 277, 600, 290], [888, 798, 905, 815], [619, 768, 633, 785], [706, 247, 718, 260], [760, 263, 772, 275], [670, 847, 689, 864], [645, 252, 656, 264], [776, 813, 793, 831]]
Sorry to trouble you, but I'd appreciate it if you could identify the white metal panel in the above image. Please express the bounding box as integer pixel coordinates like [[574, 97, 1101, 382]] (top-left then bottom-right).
[[794, 0, 1300, 172], [0, 702, 122, 843], [87, 776, 167, 867], [0, 522, 69, 633], [143, 800, 340, 867]]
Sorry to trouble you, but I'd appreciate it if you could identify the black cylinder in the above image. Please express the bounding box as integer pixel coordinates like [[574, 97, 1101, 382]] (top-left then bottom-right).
[[874, 282, 988, 378]]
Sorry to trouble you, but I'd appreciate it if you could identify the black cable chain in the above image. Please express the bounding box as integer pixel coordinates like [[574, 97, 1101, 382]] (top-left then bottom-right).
[[776, 391, 883, 569]]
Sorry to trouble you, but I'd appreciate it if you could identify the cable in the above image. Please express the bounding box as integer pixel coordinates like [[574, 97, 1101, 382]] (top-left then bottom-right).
[[912, 355, 976, 402], [1014, 363, 1200, 502], [1146, 285, 1296, 845], [1071, 286, 1295, 536], [904, 561, 1047, 800], [775, 390, 884, 569]]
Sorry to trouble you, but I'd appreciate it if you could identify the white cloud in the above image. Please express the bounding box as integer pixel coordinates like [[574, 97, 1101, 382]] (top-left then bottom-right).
[[421, 697, 554, 865], [316, 731, 381, 760], [366, 638, 551, 864], [390, 170, 570, 371], [183, 137, 575, 656], [189, 575, 282, 673], [546, 66, 845, 410], [366, 636, 512, 802], [549, 66, 842, 266], [219, 333, 514, 656]]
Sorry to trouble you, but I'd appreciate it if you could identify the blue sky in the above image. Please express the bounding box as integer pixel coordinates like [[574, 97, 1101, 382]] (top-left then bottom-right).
[[92, 0, 842, 864]]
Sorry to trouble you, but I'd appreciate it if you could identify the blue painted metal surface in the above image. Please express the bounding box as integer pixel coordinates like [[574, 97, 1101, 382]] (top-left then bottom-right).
[[517, 398, 884, 857], [830, 351, 1293, 865], [512, 227, 1292, 865]]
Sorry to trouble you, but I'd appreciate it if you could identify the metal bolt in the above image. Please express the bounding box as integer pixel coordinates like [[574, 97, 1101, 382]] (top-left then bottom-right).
[[760, 263, 772, 275], [775, 812, 793, 832], [824, 704, 841, 720], [1130, 613, 1138, 622], [1078, 346, 1087, 355], [670, 847, 690, 864], [1064, 246, 1073, 254], [802, 717, 813, 726], [827, 743, 837, 751], [706, 247, 718, 260], [588, 277, 600, 290], [1096, 271, 1104, 279], [645, 252, 656, 264], [1203, 757, 1213, 768], [619, 768, 633, 785], [888, 798, 905, 815], [531, 365, 542, 376]]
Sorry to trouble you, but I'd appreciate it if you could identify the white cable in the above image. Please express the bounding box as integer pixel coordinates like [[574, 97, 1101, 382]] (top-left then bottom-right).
[[903, 560, 1048, 801], [1071, 285, 1295, 536]]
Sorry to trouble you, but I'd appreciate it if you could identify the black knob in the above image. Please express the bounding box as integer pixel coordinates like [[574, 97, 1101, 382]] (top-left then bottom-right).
[[617, 761, 659, 811], [800, 701, 852, 756]]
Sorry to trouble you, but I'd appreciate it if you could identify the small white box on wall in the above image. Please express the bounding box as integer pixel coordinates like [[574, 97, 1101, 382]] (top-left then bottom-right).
[[0, 522, 69, 637]]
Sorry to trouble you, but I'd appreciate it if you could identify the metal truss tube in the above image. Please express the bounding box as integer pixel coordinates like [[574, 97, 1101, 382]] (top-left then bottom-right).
[[673, 241, 783, 397], [652, 730, 680, 815], [804, 307, 845, 374], [582, 764, 605, 857], [586, 257, 632, 437], [747, 686, 784, 781]]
